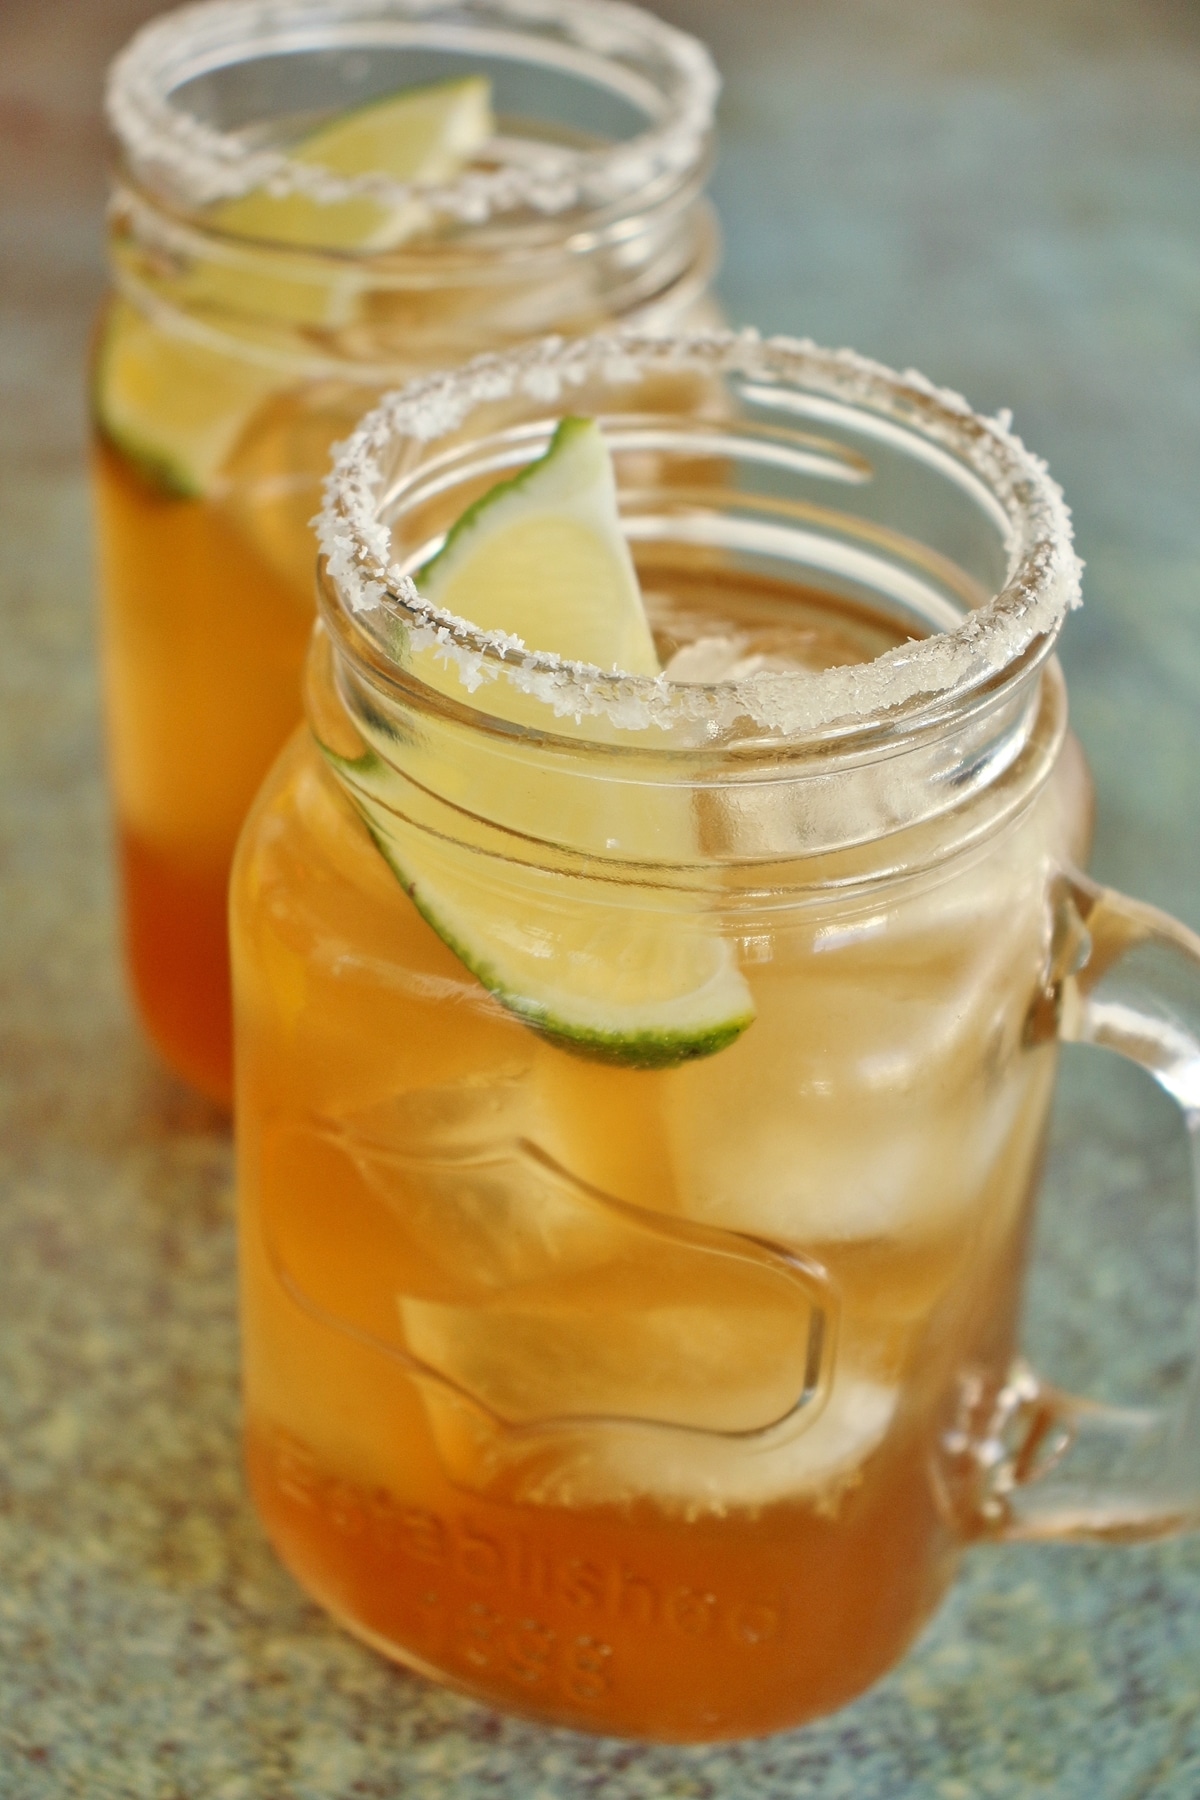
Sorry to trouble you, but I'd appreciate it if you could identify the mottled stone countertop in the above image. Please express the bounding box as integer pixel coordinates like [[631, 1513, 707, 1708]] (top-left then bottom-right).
[[2, 0, 1200, 1793]]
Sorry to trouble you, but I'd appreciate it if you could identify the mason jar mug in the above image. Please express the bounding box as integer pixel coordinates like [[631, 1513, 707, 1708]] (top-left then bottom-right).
[[231, 332, 1200, 1740], [93, 0, 719, 1101]]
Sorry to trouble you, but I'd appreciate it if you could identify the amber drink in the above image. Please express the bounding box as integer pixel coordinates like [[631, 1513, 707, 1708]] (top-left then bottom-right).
[[94, 0, 720, 1100], [232, 333, 1200, 1739]]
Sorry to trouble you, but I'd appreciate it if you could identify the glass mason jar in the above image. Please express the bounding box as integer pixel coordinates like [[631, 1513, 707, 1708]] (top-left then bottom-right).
[[93, 0, 720, 1103], [231, 332, 1200, 1741]]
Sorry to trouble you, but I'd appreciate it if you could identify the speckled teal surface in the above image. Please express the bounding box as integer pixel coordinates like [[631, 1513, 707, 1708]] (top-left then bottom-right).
[[3, 1, 1200, 1793]]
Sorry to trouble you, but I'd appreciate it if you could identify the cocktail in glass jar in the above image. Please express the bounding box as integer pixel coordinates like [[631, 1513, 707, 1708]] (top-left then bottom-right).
[[92, 0, 719, 1102], [231, 331, 1200, 1740]]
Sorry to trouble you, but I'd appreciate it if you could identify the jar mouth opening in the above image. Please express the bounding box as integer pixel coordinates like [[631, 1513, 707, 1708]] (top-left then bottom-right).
[[317, 329, 1082, 750], [105, 0, 719, 232]]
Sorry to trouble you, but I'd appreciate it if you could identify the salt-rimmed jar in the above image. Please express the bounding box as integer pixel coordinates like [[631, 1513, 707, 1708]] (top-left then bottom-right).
[[93, 0, 719, 1103], [231, 330, 1200, 1741]]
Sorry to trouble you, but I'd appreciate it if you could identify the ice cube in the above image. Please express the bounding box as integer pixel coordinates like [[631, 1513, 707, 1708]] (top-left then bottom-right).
[[395, 1133, 827, 1431], [340, 1070, 536, 1163], [269, 1080, 624, 1306], [400, 1237, 821, 1435], [665, 633, 756, 683], [414, 1357, 897, 1517], [661, 875, 1048, 1248], [263, 1091, 830, 1468]]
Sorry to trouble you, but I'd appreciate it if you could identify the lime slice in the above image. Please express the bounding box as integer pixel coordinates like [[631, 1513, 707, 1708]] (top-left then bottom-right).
[[418, 415, 661, 675], [330, 419, 756, 1067], [94, 78, 493, 498], [93, 299, 285, 499], [372, 831, 757, 1068], [213, 76, 494, 253]]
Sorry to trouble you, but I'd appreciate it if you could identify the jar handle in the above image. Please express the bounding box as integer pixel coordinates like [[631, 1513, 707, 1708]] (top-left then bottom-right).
[[946, 869, 1200, 1542]]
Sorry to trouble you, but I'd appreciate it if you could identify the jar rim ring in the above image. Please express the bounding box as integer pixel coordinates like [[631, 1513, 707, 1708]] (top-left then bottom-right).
[[105, 0, 719, 226], [318, 328, 1082, 743]]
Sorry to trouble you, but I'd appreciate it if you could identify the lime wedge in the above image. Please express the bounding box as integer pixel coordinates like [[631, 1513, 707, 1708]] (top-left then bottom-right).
[[94, 78, 493, 498], [371, 830, 757, 1068], [418, 415, 661, 675], [93, 299, 285, 499], [214, 76, 494, 253], [331, 419, 756, 1068]]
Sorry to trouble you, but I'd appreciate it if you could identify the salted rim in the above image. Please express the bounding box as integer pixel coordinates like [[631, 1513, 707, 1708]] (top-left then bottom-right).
[[317, 329, 1082, 738], [105, 0, 719, 225]]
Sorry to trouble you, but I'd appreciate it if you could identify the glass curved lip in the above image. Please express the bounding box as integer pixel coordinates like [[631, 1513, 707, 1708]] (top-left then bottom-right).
[[105, 0, 720, 230], [110, 144, 717, 277], [316, 327, 1082, 754], [320, 579, 1060, 777]]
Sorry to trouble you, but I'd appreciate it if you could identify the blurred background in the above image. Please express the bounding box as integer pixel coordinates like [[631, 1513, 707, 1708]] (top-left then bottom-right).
[[3, 1, 1200, 1793]]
